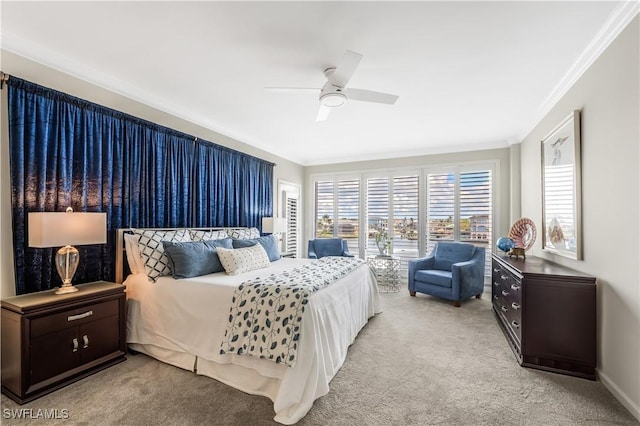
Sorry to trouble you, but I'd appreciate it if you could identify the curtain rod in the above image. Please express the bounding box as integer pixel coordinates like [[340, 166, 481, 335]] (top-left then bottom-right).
[[0, 71, 9, 90]]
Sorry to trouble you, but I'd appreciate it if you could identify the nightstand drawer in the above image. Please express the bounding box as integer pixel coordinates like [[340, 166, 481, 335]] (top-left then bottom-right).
[[31, 299, 119, 338]]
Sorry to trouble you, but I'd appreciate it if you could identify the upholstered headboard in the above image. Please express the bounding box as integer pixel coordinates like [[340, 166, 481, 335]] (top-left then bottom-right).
[[115, 227, 255, 283]]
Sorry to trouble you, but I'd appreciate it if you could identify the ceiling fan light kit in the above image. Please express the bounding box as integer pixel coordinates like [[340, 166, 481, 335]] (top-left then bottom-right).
[[266, 49, 399, 121], [320, 92, 347, 108]]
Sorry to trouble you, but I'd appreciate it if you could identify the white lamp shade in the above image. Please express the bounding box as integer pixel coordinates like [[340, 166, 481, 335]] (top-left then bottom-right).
[[262, 217, 287, 234], [28, 212, 107, 248]]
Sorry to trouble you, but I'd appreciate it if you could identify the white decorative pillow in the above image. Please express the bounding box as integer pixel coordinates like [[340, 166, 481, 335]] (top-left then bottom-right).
[[225, 227, 260, 240], [123, 233, 146, 274], [134, 229, 191, 281], [216, 244, 271, 276], [189, 229, 229, 241]]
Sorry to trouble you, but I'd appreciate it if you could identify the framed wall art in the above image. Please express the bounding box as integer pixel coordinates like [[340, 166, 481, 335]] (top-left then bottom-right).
[[541, 110, 582, 260]]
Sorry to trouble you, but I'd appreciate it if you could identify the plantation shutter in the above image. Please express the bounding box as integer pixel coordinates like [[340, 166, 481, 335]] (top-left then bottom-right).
[[460, 170, 492, 273], [366, 177, 390, 257], [426, 172, 455, 254], [315, 181, 334, 238], [285, 194, 298, 255], [337, 179, 360, 254]]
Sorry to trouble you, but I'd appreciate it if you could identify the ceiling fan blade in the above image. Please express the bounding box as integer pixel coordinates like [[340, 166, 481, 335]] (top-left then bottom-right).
[[264, 87, 320, 94], [346, 88, 399, 105], [330, 50, 363, 87], [316, 104, 332, 122]]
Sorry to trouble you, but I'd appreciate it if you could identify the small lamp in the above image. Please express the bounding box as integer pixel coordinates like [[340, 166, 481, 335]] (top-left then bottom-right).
[[262, 217, 287, 235], [262, 217, 287, 252], [28, 208, 107, 294]]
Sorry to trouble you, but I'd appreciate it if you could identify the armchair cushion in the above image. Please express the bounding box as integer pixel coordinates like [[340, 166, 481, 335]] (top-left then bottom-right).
[[415, 270, 452, 288]]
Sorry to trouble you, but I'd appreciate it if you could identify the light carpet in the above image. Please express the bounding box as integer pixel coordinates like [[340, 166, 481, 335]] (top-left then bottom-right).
[[2, 291, 637, 425]]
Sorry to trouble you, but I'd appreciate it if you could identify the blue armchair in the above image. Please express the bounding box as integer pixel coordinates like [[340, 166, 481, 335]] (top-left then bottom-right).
[[408, 242, 485, 307], [308, 238, 354, 259]]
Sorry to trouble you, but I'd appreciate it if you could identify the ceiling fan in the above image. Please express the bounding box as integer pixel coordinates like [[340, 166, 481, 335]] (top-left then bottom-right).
[[265, 50, 399, 121]]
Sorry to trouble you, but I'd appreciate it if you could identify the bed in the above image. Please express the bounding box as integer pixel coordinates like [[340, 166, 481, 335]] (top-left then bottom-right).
[[116, 227, 381, 424]]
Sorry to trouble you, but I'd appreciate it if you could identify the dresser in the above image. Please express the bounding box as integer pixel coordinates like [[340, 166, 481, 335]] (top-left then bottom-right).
[[1, 281, 126, 403], [491, 254, 596, 380]]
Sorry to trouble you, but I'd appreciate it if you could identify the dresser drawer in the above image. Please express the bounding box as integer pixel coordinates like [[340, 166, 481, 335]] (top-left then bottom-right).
[[31, 299, 119, 338]]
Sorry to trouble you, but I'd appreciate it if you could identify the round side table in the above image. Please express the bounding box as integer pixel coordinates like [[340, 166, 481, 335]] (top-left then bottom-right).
[[367, 255, 401, 293]]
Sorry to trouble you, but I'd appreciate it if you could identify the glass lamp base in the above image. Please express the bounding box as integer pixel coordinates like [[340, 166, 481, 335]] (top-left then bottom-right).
[[55, 284, 79, 295], [55, 245, 80, 295]]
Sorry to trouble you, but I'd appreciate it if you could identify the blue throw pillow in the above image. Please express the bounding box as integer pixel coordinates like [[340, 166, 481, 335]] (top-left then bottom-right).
[[232, 235, 281, 262], [162, 238, 233, 279]]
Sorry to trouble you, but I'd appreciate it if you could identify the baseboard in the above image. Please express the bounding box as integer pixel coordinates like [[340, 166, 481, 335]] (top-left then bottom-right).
[[597, 369, 640, 422]]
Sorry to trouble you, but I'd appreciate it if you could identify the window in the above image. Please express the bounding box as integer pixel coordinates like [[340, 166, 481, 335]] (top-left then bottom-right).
[[314, 178, 360, 255], [315, 181, 334, 238], [311, 162, 495, 277], [366, 175, 419, 278], [426, 168, 492, 275]]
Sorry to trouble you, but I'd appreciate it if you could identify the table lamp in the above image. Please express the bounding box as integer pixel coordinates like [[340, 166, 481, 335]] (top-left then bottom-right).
[[262, 217, 287, 251], [28, 208, 107, 294]]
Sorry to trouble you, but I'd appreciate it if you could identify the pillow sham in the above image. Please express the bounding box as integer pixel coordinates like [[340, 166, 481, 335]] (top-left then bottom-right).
[[123, 232, 146, 274], [232, 234, 281, 262], [134, 229, 191, 281], [216, 244, 270, 275], [162, 238, 233, 279], [189, 229, 229, 241], [225, 227, 260, 240]]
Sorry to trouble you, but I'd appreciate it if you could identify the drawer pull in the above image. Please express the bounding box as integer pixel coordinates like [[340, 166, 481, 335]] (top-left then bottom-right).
[[511, 302, 520, 310], [511, 284, 521, 291], [68, 310, 93, 322], [72, 338, 79, 352], [501, 290, 509, 296], [493, 282, 499, 287], [82, 335, 89, 349], [493, 268, 500, 273], [501, 306, 508, 312], [500, 275, 508, 281], [493, 295, 499, 300], [511, 321, 520, 329]]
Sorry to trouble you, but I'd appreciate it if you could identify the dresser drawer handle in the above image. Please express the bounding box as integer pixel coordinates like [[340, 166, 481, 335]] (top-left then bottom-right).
[[511, 321, 520, 329], [501, 306, 508, 312], [511, 302, 520, 310], [68, 310, 93, 322], [500, 275, 508, 281], [501, 290, 509, 296], [493, 281, 500, 287], [83, 334, 89, 349], [493, 268, 500, 273], [493, 295, 499, 300], [511, 284, 520, 291], [72, 338, 79, 352]]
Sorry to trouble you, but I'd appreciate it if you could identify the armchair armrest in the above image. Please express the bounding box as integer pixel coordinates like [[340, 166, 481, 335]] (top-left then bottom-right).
[[408, 255, 435, 291], [451, 248, 486, 299], [308, 241, 318, 259], [342, 252, 355, 257]]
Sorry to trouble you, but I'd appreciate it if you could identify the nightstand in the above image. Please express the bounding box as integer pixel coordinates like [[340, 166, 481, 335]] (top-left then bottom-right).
[[1, 281, 126, 404]]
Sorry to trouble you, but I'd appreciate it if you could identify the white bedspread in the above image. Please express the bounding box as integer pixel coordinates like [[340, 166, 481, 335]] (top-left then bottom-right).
[[125, 258, 381, 424]]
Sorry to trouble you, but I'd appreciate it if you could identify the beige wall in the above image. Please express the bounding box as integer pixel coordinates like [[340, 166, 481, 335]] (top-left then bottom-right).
[[0, 51, 304, 298], [520, 17, 639, 418], [305, 147, 513, 245]]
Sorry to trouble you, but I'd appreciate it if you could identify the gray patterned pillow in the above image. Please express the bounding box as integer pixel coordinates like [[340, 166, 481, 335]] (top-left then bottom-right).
[[189, 229, 228, 241], [216, 244, 270, 275], [225, 227, 260, 240], [134, 229, 191, 281]]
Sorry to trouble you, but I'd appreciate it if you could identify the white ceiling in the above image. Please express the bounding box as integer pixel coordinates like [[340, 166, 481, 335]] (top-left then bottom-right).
[[1, 1, 632, 166]]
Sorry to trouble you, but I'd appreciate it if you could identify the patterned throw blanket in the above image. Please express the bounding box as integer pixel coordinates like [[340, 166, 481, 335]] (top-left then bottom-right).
[[219, 256, 364, 367]]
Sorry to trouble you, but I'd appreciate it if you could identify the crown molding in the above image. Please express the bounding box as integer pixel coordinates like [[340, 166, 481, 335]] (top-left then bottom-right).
[[522, 1, 639, 141]]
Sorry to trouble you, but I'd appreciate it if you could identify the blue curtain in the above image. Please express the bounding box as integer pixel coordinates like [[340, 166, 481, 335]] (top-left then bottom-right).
[[7, 77, 273, 294]]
